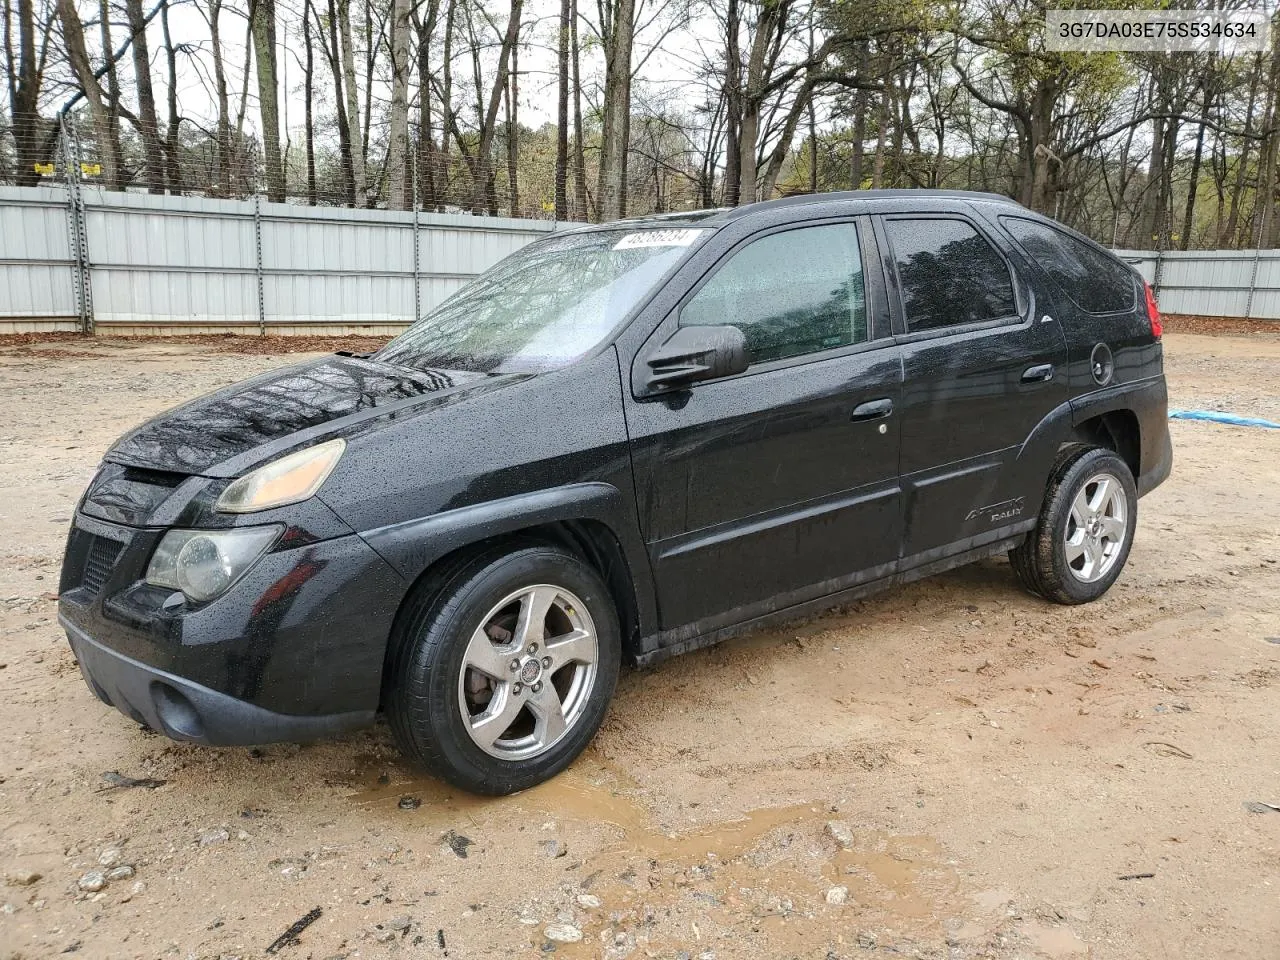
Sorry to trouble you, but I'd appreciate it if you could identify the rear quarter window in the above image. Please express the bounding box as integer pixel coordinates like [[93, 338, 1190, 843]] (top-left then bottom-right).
[[1000, 216, 1135, 314]]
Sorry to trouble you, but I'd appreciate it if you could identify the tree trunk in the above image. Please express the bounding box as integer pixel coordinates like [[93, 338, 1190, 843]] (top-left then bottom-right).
[[416, 0, 441, 210], [9, 0, 44, 185], [722, 0, 741, 206], [206, 0, 233, 196], [1221, 52, 1261, 246], [597, 0, 635, 220], [124, 0, 164, 192], [98, 0, 125, 187], [361, 1, 374, 194], [850, 42, 868, 189], [57, 0, 122, 188], [338, 0, 366, 204], [1259, 43, 1280, 247], [1027, 77, 1056, 213], [160, 0, 183, 192], [554, 0, 570, 220], [470, 0, 523, 214], [570, 0, 586, 218], [250, 0, 284, 202], [440, 0, 456, 207], [302, 0, 317, 204], [506, 38, 519, 216], [871, 91, 887, 188], [231, 13, 254, 192], [386, 0, 411, 209], [1142, 114, 1169, 247], [1181, 67, 1215, 250], [759, 81, 813, 199], [807, 93, 817, 193], [322, 0, 354, 205]]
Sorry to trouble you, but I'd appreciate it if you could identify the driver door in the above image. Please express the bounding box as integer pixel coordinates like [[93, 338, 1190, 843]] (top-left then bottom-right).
[[622, 218, 905, 633]]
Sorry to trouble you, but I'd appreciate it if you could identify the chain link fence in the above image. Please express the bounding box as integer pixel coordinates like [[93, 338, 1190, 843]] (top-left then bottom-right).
[[0, 110, 714, 222]]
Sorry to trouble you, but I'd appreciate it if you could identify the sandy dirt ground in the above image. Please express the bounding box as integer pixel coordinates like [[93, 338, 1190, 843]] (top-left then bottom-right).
[[0, 333, 1278, 960]]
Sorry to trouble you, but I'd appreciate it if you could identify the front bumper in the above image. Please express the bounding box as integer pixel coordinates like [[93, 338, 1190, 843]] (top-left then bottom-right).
[[64, 616, 373, 744], [58, 511, 407, 745]]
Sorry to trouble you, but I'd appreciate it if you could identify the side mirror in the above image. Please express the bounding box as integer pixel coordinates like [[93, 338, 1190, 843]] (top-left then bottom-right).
[[644, 324, 749, 391]]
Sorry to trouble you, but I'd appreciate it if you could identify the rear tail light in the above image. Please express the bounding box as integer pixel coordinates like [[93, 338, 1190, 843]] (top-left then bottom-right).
[[1143, 280, 1162, 339]]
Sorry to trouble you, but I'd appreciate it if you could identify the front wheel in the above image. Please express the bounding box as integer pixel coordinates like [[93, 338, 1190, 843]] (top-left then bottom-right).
[[1010, 445, 1138, 605], [386, 544, 621, 795]]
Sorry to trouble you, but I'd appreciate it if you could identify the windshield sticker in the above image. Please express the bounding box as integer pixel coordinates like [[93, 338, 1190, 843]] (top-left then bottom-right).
[[613, 229, 706, 250]]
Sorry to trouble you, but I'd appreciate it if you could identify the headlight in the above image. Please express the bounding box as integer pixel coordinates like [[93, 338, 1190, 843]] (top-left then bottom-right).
[[146, 525, 282, 603], [216, 438, 345, 513]]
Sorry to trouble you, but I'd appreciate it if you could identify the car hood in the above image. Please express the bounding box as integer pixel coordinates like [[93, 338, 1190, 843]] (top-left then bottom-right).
[[104, 354, 525, 477]]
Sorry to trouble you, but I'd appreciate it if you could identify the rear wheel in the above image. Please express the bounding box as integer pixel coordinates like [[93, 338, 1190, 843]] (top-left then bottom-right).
[[386, 544, 620, 794], [1010, 445, 1138, 605]]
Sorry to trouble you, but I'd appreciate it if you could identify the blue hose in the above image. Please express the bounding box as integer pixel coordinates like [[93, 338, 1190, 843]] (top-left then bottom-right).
[[1169, 409, 1280, 429]]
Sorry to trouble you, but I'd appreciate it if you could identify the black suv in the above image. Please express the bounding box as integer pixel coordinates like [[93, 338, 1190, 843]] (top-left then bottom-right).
[[59, 191, 1171, 794]]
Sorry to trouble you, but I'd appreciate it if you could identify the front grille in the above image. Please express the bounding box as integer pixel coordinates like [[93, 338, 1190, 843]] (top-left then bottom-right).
[[82, 535, 124, 597]]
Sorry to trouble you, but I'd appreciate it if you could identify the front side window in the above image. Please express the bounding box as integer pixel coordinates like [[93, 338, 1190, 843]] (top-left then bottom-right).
[[679, 222, 867, 365], [376, 227, 707, 374], [885, 218, 1017, 333], [1001, 216, 1136, 314]]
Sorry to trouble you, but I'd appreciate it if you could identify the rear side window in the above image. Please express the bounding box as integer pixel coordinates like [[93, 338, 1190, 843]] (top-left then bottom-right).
[[1000, 216, 1135, 314], [679, 222, 867, 365], [884, 218, 1017, 332]]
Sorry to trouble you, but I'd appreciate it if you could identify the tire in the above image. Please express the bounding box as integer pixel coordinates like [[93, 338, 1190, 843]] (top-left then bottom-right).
[[1009, 445, 1138, 605], [385, 542, 621, 795]]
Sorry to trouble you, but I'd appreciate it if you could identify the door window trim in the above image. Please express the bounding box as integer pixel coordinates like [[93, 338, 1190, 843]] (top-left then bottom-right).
[[876, 212, 1027, 341], [635, 216, 894, 393]]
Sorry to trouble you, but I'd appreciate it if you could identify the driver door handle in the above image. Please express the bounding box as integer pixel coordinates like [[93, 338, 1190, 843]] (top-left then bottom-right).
[[850, 398, 894, 421], [1021, 363, 1055, 383]]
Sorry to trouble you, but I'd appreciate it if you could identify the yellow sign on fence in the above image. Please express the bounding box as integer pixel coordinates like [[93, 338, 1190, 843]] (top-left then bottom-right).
[[33, 162, 54, 175], [80, 163, 102, 177]]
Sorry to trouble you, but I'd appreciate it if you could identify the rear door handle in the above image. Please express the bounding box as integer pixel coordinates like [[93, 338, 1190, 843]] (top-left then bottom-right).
[[1021, 363, 1054, 383], [850, 398, 894, 421]]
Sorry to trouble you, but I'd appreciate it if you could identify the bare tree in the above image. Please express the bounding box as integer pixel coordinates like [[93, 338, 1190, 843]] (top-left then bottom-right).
[[554, 0, 570, 219], [337, 0, 365, 202], [6, 0, 53, 185], [249, 0, 284, 201], [56, 0, 122, 187], [301, 0, 316, 203], [597, 0, 635, 218], [124, 0, 164, 191], [159, 0, 181, 191], [386, 0, 410, 208]]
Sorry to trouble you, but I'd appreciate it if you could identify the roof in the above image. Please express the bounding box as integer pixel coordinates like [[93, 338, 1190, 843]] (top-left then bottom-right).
[[572, 189, 1024, 233]]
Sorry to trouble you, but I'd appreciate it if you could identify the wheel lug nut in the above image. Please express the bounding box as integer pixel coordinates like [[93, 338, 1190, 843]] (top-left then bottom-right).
[[528, 643, 538, 654], [531, 682, 542, 693], [513, 682, 522, 695], [510, 659, 520, 671], [542, 656, 552, 668]]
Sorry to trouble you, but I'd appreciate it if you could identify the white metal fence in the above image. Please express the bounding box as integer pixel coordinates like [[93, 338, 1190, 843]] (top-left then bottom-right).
[[0, 185, 556, 335], [3, 186, 1279, 334], [1116, 249, 1280, 321]]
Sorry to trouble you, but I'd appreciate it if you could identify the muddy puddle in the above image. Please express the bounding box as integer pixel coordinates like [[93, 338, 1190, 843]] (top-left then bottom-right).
[[349, 766, 985, 955]]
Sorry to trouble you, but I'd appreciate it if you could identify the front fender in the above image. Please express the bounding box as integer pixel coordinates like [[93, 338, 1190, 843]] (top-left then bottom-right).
[[358, 482, 660, 649]]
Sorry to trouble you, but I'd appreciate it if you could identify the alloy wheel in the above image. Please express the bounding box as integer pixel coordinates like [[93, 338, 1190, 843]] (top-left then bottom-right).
[[456, 584, 599, 761], [1064, 472, 1127, 583]]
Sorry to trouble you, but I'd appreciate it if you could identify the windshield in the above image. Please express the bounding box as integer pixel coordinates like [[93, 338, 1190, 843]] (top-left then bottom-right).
[[375, 227, 709, 374]]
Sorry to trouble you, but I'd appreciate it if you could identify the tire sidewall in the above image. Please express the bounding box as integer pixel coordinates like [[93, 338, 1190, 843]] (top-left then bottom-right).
[[402, 547, 621, 794], [1047, 449, 1138, 602]]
